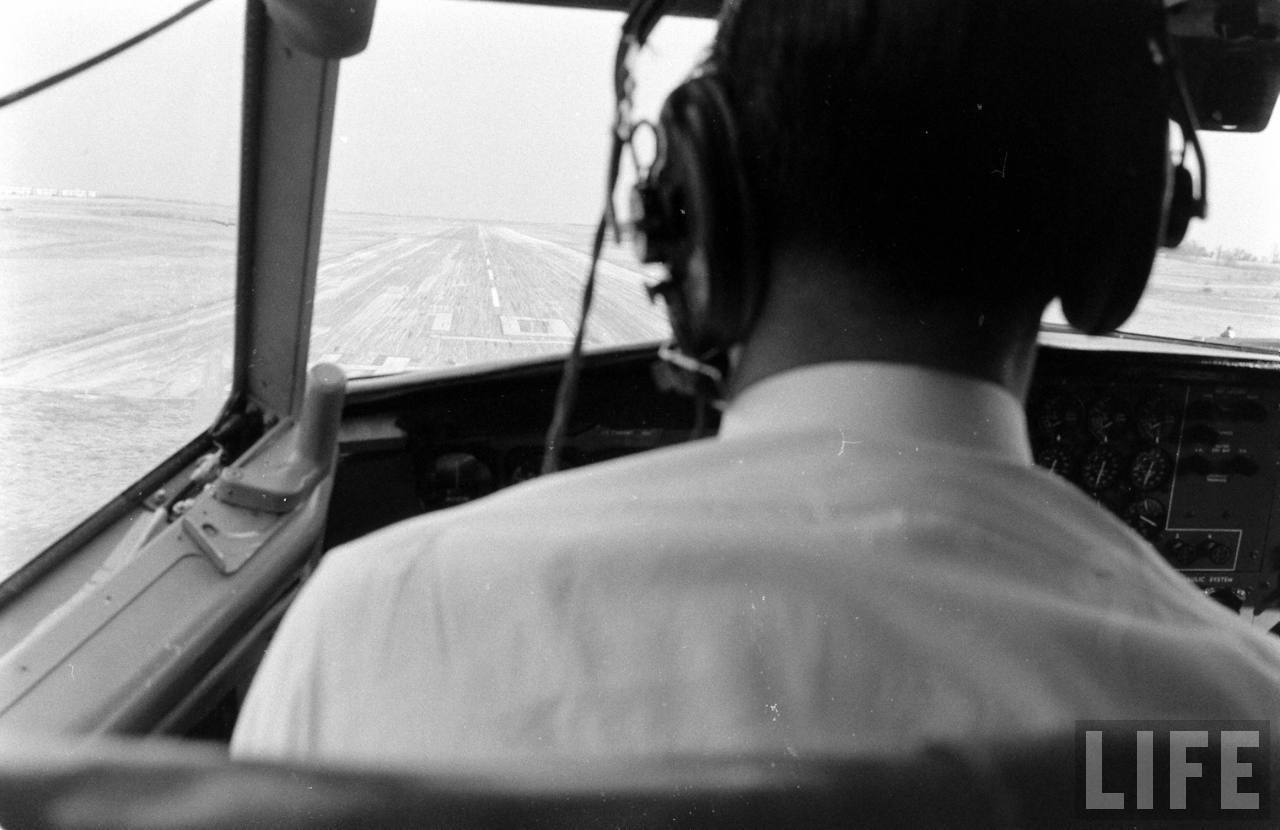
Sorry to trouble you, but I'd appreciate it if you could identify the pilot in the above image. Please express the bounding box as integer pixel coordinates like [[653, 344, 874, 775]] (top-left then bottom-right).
[[232, 0, 1280, 766]]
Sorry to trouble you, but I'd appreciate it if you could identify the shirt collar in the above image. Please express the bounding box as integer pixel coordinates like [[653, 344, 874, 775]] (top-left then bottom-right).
[[718, 362, 1033, 465]]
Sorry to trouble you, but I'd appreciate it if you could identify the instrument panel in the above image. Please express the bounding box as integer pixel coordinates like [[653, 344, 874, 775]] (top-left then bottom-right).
[[334, 344, 1280, 611], [1028, 348, 1280, 610], [414, 424, 691, 510]]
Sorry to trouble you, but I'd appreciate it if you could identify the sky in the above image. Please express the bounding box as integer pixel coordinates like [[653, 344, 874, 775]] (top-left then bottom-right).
[[0, 0, 1277, 250], [0, 0, 712, 225], [0, 0, 244, 207]]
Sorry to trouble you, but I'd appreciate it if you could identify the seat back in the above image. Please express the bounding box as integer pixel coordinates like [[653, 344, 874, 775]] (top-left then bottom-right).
[[0, 731, 1180, 829]]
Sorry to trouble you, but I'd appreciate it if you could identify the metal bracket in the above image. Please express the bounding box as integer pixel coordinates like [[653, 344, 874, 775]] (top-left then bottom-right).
[[187, 364, 345, 574], [215, 363, 346, 514]]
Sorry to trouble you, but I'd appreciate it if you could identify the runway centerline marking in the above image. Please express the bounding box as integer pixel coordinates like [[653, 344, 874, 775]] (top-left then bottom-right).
[[490, 287, 500, 308]]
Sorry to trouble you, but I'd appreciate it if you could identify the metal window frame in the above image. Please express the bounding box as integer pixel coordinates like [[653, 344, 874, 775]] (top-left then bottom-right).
[[227, 2, 339, 425]]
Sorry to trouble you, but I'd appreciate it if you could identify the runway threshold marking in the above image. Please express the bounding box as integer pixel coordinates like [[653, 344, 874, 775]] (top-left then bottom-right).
[[499, 316, 573, 338], [433, 333, 573, 346], [310, 354, 415, 375]]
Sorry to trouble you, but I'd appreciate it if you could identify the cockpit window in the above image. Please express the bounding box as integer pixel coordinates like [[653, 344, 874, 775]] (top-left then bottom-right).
[[0, 1, 241, 580], [311, 0, 715, 379]]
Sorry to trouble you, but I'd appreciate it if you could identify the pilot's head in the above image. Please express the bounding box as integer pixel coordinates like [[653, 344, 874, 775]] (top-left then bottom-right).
[[639, 0, 1182, 395]]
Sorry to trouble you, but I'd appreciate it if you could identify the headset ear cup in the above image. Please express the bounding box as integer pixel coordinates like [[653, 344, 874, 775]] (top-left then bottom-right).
[[1162, 164, 1194, 248], [1057, 145, 1165, 335], [1058, 46, 1173, 336], [1059, 252, 1155, 335], [1058, 158, 1165, 334], [645, 77, 761, 357], [632, 180, 677, 265]]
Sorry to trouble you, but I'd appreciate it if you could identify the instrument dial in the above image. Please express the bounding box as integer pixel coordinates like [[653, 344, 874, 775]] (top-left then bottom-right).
[[1035, 445, 1075, 478], [1164, 537, 1195, 567], [1199, 538, 1233, 567], [421, 452, 494, 508], [1081, 445, 1123, 491], [1129, 447, 1172, 490], [1032, 394, 1084, 439], [1136, 397, 1180, 443], [1123, 497, 1166, 540], [1087, 396, 1130, 442], [508, 461, 540, 485]]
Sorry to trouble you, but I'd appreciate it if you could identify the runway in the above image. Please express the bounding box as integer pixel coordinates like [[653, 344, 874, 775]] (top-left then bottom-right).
[[0, 203, 670, 398], [309, 220, 668, 378], [7, 196, 1276, 570], [0, 199, 670, 569], [6, 198, 1275, 401]]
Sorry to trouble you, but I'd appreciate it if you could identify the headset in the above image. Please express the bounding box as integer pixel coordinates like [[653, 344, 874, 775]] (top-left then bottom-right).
[[1159, 18, 1211, 249], [543, 0, 1210, 471], [628, 0, 1208, 344], [633, 70, 763, 362]]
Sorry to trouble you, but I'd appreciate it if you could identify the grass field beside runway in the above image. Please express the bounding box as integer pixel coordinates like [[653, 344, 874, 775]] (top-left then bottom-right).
[[1129, 256, 1280, 342]]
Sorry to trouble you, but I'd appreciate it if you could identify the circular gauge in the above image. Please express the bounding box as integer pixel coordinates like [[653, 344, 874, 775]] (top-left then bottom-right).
[[1035, 445, 1076, 478], [1081, 446, 1123, 491], [1123, 497, 1166, 540], [1136, 397, 1180, 443], [1087, 396, 1130, 443], [1164, 537, 1194, 567], [508, 463, 539, 484], [1198, 538, 1233, 566], [421, 452, 494, 508], [1032, 394, 1084, 439], [1129, 447, 1172, 490], [507, 456, 541, 485], [506, 447, 581, 485], [504, 448, 545, 486]]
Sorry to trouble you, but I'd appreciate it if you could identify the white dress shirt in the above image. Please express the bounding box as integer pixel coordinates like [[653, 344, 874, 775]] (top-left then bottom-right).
[[231, 362, 1280, 767]]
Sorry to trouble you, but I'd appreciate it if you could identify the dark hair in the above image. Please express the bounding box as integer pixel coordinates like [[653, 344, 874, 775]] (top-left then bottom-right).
[[710, 0, 1170, 313]]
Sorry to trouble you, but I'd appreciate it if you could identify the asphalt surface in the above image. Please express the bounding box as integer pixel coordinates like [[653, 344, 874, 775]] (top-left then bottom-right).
[[310, 221, 668, 377], [0, 216, 669, 396]]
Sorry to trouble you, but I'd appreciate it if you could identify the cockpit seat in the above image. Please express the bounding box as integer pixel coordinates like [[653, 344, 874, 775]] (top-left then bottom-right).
[[0, 732, 1110, 829]]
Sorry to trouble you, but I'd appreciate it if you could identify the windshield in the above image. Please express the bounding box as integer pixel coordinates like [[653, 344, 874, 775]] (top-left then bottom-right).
[[311, 1, 714, 379], [0, 1, 240, 580], [314, 1, 1280, 380], [2, 0, 1277, 584]]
